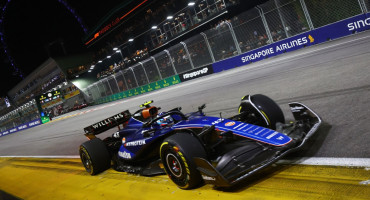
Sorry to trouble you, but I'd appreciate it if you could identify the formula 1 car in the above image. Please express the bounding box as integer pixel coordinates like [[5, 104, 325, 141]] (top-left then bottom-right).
[[79, 94, 321, 189]]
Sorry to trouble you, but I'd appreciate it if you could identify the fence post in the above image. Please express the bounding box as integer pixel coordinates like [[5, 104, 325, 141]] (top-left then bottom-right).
[[95, 85, 101, 99], [139, 62, 150, 84], [225, 21, 242, 55], [86, 86, 94, 101], [163, 23, 173, 38], [112, 75, 120, 92], [85, 86, 91, 100], [151, 56, 163, 80], [180, 41, 195, 69], [164, 50, 178, 75], [274, 0, 289, 38], [358, 0, 368, 13], [200, 32, 216, 63], [86, 88, 93, 99], [98, 81, 107, 97], [80, 88, 90, 103], [104, 78, 114, 95], [186, 12, 194, 27], [120, 71, 128, 90], [91, 83, 99, 101], [91, 85, 99, 100], [299, 0, 314, 30], [129, 67, 139, 87], [256, 6, 274, 44]]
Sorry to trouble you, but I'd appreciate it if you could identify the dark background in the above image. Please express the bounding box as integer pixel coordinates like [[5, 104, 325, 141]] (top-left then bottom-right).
[[0, 0, 124, 97], [0, 0, 268, 97]]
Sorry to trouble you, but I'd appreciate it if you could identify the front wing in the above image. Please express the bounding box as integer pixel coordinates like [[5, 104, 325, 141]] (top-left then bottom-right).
[[194, 102, 322, 187]]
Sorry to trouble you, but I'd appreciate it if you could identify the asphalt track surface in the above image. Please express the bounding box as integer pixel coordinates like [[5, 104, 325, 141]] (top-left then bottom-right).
[[0, 30, 369, 162]]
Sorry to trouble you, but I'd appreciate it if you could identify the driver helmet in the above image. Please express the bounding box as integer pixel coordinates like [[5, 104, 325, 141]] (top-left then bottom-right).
[[156, 112, 174, 126]]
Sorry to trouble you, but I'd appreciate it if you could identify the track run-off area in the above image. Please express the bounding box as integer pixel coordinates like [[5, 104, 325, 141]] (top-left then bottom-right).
[[0, 31, 370, 199]]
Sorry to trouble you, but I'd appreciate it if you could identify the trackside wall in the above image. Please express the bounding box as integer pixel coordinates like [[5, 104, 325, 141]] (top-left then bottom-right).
[[212, 13, 370, 72], [91, 12, 370, 105]]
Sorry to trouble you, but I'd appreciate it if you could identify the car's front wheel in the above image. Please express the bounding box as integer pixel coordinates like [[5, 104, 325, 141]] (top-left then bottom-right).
[[160, 133, 207, 189], [79, 138, 111, 175], [239, 94, 285, 130]]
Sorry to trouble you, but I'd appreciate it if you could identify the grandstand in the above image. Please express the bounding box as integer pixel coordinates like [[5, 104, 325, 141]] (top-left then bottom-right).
[[70, 0, 266, 79], [0, 55, 92, 131]]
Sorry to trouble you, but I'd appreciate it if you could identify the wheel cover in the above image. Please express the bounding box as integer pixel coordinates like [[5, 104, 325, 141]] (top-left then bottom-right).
[[166, 153, 183, 178]]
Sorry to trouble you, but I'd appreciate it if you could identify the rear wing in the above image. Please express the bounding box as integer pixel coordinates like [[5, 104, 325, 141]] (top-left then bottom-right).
[[83, 110, 131, 138]]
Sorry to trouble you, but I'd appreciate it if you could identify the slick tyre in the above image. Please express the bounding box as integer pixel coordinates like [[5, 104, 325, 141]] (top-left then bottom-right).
[[79, 138, 111, 175], [250, 94, 285, 130], [160, 133, 207, 189]]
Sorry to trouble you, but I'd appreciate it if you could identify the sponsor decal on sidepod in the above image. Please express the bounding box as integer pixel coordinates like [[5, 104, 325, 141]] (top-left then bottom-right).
[[118, 151, 132, 159], [125, 140, 146, 146], [225, 122, 235, 126]]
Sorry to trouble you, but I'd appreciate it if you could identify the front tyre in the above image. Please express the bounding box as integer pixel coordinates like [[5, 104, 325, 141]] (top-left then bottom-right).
[[79, 138, 111, 175], [239, 94, 285, 130], [160, 133, 207, 189]]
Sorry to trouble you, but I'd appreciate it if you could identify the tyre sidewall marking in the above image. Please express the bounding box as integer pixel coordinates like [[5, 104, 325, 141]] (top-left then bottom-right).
[[260, 110, 271, 126], [176, 151, 190, 175], [80, 146, 94, 174], [160, 142, 190, 188]]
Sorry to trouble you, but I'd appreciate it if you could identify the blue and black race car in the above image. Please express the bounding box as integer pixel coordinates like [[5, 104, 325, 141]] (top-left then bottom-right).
[[79, 94, 321, 189]]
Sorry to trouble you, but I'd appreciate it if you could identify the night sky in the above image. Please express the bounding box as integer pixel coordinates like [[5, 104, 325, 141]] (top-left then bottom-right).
[[0, 0, 125, 97]]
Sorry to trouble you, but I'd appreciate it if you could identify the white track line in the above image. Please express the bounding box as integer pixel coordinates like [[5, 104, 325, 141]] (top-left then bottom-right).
[[1, 156, 369, 167], [0, 155, 80, 159], [277, 157, 370, 167]]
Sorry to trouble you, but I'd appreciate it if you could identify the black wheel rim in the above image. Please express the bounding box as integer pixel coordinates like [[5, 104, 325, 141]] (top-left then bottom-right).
[[166, 153, 183, 178]]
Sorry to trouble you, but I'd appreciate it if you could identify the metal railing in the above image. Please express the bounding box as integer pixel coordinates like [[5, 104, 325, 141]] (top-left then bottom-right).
[[85, 0, 367, 103], [304, 0, 363, 28], [0, 100, 39, 132], [148, 0, 228, 49]]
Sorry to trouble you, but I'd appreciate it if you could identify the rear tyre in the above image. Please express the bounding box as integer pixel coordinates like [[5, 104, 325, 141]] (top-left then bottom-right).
[[160, 133, 207, 189], [79, 138, 111, 175]]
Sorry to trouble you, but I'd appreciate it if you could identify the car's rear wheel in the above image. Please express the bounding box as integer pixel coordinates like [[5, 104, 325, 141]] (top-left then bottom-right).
[[160, 133, 207, 189], [79, 138, 111, 175]]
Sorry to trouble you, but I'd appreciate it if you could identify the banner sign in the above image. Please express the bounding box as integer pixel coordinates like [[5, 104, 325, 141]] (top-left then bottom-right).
[[41, 98, 62, 109], [95, 75, 181, 104], [64, 90, 81, 100], [0, 118, 42, 138], [179, 65, 213, 82], [212, 13, 370, 73]]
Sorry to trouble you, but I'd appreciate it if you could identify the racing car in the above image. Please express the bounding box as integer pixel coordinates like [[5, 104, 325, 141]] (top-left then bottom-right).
[[79, 94, 321, 189]]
